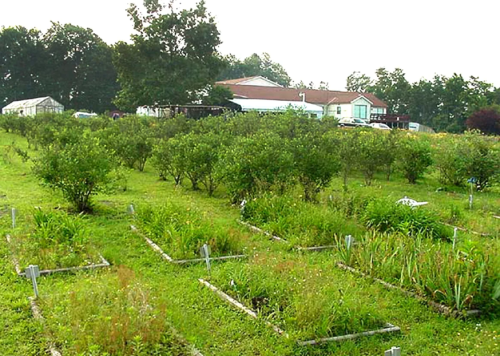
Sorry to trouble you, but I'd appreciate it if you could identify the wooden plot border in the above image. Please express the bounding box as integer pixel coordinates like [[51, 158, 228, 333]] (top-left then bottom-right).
[[5, 234, 111, 277], [238, 224, 483, 318], [440, 222, 491, 237], [335, 262, 481, 318], [239, 220, 344, 251], [29, 297, 63, 356], [237, 221, 288, 243], [130, 225, 247, 264], [198, 278, 400, 345]]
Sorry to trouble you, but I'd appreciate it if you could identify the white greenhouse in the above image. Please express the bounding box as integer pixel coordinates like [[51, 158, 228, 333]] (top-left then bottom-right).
[[2, 97, 64, 116]]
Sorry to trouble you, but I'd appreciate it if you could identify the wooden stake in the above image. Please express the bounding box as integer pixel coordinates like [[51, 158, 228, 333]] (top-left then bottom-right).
[[16, 255, 110, 277], [131, 225, 175, 262], [296, 245, 336, 251], [440, 222, 490, 237]]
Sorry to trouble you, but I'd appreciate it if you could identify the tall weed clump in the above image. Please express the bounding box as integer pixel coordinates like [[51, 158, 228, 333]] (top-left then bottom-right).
[[327, 191, 377, 219], [242, 194, 364, 246], [40, 267, 189, 355], [136, 203, 242, 259], [362, 198, 448, 240]]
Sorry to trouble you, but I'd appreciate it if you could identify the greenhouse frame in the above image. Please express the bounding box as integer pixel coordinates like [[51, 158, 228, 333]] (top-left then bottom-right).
[[2, 97, 64, 116]]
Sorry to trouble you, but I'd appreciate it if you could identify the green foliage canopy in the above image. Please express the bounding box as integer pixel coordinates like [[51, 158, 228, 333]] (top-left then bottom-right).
[[113, 0, 226, 111]]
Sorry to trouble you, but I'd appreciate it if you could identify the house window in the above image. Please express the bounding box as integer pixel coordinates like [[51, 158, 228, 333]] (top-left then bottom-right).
[[337, 106, 341, 115], [354, 105, 367, 119]]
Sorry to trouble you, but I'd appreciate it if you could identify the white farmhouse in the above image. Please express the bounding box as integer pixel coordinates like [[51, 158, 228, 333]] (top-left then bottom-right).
[[216, 77, 387, 120]]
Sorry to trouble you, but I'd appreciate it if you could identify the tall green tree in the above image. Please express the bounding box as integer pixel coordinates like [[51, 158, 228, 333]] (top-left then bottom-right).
[[44, 22, 118, 113], [369, 68, 411, 114], [218, 52, 292, 87], [114, 0, 226, 111], [0, 26, 48, 108], [345, 71, 372, 92], [407, 77, 443, 128]]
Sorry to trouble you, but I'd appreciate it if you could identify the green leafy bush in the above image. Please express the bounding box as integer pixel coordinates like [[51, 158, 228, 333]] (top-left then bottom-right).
[[396, 134, 433, 184], [32, 134, 119, 212], [355, 129, 390, 186], [433, 134, 469, 186], [290, 133, 340, 201], [151, 137, 185, 184], [327, 129, 360, 191], [362, 198, 448, 240], [461, 131, 500, 190], [433, 132, 500, 189], [219, 132, 294, 202], [100, 115, 155, 171], [167, 132, 228, 194]]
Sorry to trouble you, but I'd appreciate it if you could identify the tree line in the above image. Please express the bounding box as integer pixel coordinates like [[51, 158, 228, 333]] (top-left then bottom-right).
[[0, 23, 118, 113], [2, 0, 500, 134], [346, 69, 500, 133], [0, 0, 293, 114]]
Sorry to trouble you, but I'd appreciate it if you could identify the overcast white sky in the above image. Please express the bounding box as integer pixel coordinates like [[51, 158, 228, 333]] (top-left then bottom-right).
[[1, 0, 498, 90]]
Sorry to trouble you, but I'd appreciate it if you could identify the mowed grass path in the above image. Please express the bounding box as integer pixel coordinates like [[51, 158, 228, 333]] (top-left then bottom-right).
[[1, 131, 499, 355]]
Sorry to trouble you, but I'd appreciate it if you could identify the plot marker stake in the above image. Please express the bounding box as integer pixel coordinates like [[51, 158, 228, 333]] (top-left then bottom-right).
[[200, 244, 211, 275], [25, 265, 40, 298], [11, 208, 16, 228]]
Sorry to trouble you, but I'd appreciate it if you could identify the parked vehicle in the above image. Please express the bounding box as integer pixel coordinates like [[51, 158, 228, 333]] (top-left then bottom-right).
[[370, 123, 391, 130], [338, 118, 371, 128], [74, 112, 98, 119]]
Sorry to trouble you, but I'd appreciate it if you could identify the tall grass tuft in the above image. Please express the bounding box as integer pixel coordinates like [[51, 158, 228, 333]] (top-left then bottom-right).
[[136, 203, 243, 259], [242, 194, 364, 247], [348, 231, 500, 312], [362, 198, 449, 240], [12, 209, 99, 269]]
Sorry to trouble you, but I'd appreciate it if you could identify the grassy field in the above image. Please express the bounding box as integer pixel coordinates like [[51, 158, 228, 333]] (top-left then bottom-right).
[[1, 130, 500, 355]]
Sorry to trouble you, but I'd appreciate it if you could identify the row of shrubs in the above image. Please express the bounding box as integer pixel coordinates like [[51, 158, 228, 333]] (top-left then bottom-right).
[[1, 111, 500, 211]]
